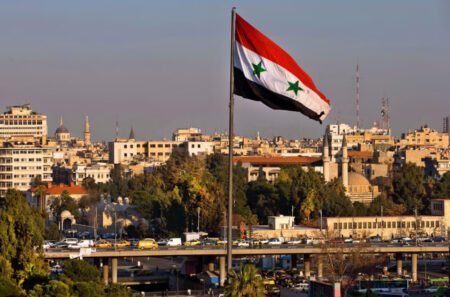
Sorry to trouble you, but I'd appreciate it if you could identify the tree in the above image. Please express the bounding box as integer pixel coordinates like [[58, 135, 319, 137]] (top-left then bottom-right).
[[300, 190, 316, 222], [44, 223, 60, 241], [225, 264, 265, 297], [104, 284, 133, 297], [72, 281, 104, 297], [50, 190, 80, 221], [28, 280, 69, 297], [434, 172, 450, 198], [322, 179, 353, 217], [0, 189, 46, 284], [392, 163, 427, 213], [60, 260, 100, 283], [0, 277, 22, 297]]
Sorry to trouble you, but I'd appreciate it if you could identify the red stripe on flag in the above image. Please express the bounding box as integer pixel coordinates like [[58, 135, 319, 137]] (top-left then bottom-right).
[[235, 13, 330, 105]]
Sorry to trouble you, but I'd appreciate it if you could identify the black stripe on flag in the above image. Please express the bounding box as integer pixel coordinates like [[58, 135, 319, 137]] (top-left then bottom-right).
[[233, 68, 324, 123]]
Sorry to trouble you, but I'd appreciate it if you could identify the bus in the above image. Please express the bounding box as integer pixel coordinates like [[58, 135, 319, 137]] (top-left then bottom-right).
[[350, 279, 409, 295]]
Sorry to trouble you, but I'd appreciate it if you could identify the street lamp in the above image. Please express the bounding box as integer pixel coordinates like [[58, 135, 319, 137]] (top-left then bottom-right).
[[319, 209, 323, 234]]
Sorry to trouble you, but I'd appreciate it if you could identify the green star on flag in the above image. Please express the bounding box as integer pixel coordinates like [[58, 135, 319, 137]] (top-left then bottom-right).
[[252, 61, 266, 78], [286, 80, 303, 96]]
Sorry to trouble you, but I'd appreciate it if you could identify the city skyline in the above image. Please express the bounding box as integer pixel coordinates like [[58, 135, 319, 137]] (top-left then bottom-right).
[[1, 1, 449, 140]]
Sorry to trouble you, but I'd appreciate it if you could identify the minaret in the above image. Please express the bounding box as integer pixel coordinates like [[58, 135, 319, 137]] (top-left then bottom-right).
[[341, 134, 349, 191], [84, 116, 91, 147], [323, 134, 330, 182], [59, 115, 64, 128]]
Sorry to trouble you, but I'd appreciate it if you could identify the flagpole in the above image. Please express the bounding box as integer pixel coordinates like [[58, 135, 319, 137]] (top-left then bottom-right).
[[227, 7, 236, 277]]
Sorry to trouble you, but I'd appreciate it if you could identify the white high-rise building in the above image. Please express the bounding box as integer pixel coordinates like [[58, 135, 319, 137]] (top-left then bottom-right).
[[0, 141, 54, 197], [0, 104, 48, 144]]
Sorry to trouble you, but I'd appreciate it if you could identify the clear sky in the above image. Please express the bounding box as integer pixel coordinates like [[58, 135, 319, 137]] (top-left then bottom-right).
[[1, 0, 449, 141]]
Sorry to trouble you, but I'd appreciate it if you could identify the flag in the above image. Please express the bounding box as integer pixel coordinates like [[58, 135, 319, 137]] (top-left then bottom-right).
[[234, 14, 331, 123]]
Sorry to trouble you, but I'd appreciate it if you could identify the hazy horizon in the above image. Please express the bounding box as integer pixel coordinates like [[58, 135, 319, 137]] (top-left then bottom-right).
[[1, 1, 449, 141]]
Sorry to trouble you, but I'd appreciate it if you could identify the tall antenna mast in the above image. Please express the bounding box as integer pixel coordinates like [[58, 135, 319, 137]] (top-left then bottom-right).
[[115, 120, 119, 139], [386, 96, 390, 134], [356, 64, 360, 130]]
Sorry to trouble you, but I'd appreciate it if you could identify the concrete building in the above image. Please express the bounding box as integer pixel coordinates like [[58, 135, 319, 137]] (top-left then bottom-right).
[[325, 198, 450, 240], [233, 156, 321, 183], [186, 141, 215, 157], [173, 127, 204, 141], [0, 104, 48, 144], [0, 141, 53, 197], [399, 126, 449, 148], [325, 123, 391, 162]]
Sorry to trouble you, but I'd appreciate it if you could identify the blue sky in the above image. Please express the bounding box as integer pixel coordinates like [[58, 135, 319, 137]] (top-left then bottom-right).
[[0, 1, 449, 140]]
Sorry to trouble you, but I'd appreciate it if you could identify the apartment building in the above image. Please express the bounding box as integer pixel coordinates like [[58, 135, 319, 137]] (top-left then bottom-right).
[[0, 141, 53, 197], [399, 126, 449, 148], [0, 104, 48, 144]]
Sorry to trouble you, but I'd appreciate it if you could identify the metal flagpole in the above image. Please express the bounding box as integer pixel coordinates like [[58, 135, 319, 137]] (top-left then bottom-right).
[[227, 7, 236, 276]]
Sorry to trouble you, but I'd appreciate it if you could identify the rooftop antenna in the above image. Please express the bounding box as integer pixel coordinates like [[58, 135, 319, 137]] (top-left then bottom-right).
[[356, 63, 360, 130], [381, 96, 391, 134], [115, 120, 119, 139]]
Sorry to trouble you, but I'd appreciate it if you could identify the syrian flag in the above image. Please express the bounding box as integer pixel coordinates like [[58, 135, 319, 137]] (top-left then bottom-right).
[[234, 13, 331, 123]]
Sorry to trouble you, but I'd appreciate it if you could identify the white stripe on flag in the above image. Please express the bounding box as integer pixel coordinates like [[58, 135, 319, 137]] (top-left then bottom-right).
[[235, 41, 330, 120]]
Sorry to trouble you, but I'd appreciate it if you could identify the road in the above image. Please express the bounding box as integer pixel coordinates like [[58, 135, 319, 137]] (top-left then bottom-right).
[[44, 241, 450, 259]]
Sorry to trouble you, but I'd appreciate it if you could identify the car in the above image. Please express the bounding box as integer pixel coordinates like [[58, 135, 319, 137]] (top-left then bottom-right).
[[268, 238, 282, 245], [53, 238, 79, 248], [43, 240, 56, 249], [68, 239, 94, 249], [114, 240, 130, 248], [432, 236, 446, 242], [157, 239, 168, 246], [94, 239, 113, 248], [202, 238, 218, 246], [137, 238, 158, 249], [236, 240, 250, 247], [367, 235, 382, 242], [167, 238, 182, 246], [343, 237, 353, 243], [184, 240, 201, 246], [287, 239, 302, 244], [423, 286, 440, 293], [128, 238, 139, 247]]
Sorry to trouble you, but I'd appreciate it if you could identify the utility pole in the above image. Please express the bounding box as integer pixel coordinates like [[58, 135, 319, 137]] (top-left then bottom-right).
[[197, 206, 200, 233]]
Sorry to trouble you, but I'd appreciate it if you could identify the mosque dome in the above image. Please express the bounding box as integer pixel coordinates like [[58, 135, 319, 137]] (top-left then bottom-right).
[[347, 172, 371, 187], [55, 126, 69, 134]]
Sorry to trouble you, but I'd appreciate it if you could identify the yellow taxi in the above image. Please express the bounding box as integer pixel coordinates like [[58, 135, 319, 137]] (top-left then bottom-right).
[[94, 239, 113, 248], [184, 240, 201, 246], [114, 240, 130, 248], [137, 238, 158, 249]]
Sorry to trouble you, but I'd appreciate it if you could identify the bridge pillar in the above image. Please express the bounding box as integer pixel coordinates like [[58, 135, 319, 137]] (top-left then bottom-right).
[[111, 258, 118, 284], [291, 254, 297, 270], [304, 254, 311, 278], [395, 253, 403, 276], [102, 258, 109, 285], [208, 260, 215, 272], [411, 253, 418, 283], [317, 255, 323, 278], [219, 256, 226, 287]]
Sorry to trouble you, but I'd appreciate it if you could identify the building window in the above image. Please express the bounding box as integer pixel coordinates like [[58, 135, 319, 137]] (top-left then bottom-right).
[[334, 223, 337, 229], [358, 222, 362, 229], [363, 222, 367, 229], [343, 223, 347, 229], [430, 221, 434, 228], [124, 145, 127, 148]]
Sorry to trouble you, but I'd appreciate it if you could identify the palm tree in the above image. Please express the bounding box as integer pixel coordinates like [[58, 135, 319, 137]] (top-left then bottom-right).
[[225, 264, 265, 297]]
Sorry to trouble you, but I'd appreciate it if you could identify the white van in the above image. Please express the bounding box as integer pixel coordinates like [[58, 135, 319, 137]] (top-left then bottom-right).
[[167, 238, 182, 246]]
